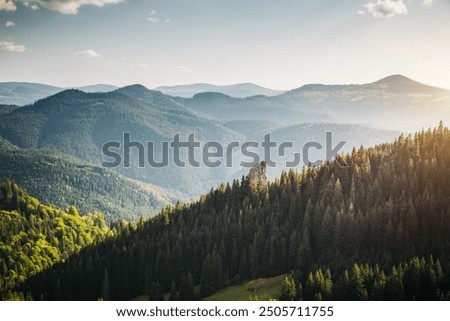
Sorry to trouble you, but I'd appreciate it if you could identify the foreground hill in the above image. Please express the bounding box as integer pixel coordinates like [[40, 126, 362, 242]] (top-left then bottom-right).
[[0, 181, 110, 299], [22, 123, 450, 300]]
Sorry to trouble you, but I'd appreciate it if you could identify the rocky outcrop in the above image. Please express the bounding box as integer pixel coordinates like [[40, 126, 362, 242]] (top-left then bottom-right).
[[247, 161, 267, 190]]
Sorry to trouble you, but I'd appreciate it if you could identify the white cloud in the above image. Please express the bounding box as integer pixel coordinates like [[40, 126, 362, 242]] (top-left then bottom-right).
[[0, 0, 16, 11], [423, 0, 433, 6], [19, 0, 124, 15], [74, 49, 102, 58], [148, 16, 159, 23], [23, 1, 39, 10], [0, 41, 27, 53], [358, 10, 366, 15], [148, 9, 171, 24], [6, 21, 15, 27], [173, 66, 194, 73], [364, 0, 408, 18], [131, 63, 150, 69], [148, 9, 159, 23]]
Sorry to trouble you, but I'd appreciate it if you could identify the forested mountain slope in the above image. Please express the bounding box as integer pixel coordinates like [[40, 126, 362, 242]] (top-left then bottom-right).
[[21, 123, 450, 300], [0, 148, 174, 221], [0, 88, 242, 196], [0, 181, 110, 300]]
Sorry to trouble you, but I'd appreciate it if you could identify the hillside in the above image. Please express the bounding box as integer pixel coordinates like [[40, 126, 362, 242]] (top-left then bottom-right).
[[224, 123, 400, 181], [0, 181, 110, 300], [177, 92, 334, 124], [205, 275, 285, 301], [0, 104, 21, 116], [0, 88, 242, 196], [21, 124, 450, 300], [0, 135, 18, 151], [0, 148, 174, 221]]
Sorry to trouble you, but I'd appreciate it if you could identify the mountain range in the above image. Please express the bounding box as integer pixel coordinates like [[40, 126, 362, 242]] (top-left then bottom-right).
[[178, 75, 450, 131], [155, 83, 285, 98], [1, 74, 450, 301], [0, 75, 447, 220], [0, 82, 283, 106], [0, 82, 118, 106], [2, 75, 448, 132]]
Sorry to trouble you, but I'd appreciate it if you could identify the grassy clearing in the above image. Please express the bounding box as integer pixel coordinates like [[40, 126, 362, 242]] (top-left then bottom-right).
[[205, 275, 285, 301], [132, 275, 284, 301]]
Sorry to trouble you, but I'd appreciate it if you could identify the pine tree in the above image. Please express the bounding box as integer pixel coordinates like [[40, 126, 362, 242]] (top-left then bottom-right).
[[101, 269, 110, 301], [180, 272, 195, 300], [279, 274, 297, 301], [169, 280, 178, 301]]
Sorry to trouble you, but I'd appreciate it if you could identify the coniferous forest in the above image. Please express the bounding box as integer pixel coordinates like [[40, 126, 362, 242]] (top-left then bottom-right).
[[1, 123, 449, 301]]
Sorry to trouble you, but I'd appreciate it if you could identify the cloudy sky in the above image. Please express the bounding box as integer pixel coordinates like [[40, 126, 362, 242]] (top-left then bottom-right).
[[0, 0, 449, 89]]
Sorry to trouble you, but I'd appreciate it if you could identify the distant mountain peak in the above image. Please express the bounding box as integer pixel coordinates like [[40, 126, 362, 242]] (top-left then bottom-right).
[[374, 74, 417, 85], [192, 92, 232, 100], [117, 84, 151, 92], [50, 88, 87, 99], [114, 84, 158, 98], [371, 74, 443, 93], [76, 84, 118, 93]]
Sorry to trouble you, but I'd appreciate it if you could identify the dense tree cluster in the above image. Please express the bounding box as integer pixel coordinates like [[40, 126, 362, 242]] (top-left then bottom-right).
[[281, 256, 448, 300], [14, 123, 448, 301], [0, 181, 110, 300]]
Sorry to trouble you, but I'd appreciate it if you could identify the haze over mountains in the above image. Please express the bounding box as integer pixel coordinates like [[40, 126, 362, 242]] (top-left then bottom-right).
[[178, 75, 450, 131], [155, 83, 285, 98], [0, 75, 448, 220], [0, 82, 281, 106], [2, 75, 449, 132], [0, 82, 118, 106]]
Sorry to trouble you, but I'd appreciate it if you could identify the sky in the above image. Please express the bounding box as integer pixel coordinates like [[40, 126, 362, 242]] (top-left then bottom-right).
[[0, 0, 450, 90]]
